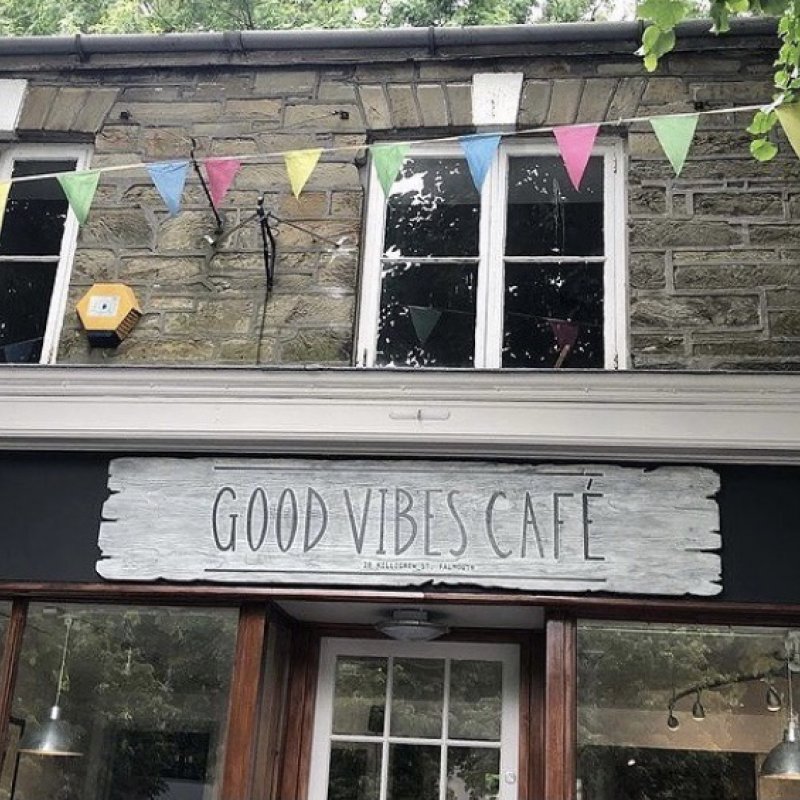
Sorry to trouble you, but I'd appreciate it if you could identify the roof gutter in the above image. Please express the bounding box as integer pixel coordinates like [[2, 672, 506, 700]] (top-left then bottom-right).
[[0, 17, 777, 60]]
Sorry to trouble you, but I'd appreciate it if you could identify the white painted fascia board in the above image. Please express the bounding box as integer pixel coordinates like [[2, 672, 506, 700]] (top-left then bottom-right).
[[0, 366, 799, 464]]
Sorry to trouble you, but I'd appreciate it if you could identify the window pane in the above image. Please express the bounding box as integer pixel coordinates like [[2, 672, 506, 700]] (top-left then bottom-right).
[[578, 622, 791, 800], [383, 157, 480, 258], [503, 262, 604, 369], [328, 742, 381, 800], [0, 160, 76, 257], [11, 603, 238, 800], [333, 657, 387, 736], [388, 744, 440, 800], [0, 260, 57, 362], [377, 261, 477, 367], [391, 658, 444, 738], [447, 746, 500, 800], [505, 156, 603, 257], [449, 661, 502, 742]]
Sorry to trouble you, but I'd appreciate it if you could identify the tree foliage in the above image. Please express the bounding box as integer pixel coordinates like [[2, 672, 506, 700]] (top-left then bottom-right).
[[0, 0, 618, 35], [637, 0, 797, 160]]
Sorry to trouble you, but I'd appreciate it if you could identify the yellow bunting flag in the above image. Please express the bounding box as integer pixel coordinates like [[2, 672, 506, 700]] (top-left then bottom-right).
[[776, 104, 800, 159], [284, 148, 323, 198], [0, 182, 9, 237]]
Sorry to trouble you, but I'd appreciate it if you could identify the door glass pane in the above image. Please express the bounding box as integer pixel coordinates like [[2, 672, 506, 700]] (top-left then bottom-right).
[[384, 157, 480, 258], [449, 660, 503, 741], [0, 160, 76, 257], [333, 657, 387, 736], [505, 155, 603, 257], [391, 658, 445, 738], [503, 261, 604, 369], [0, 260, 57, 362], [328, 742, 382, 800], [388, 744, 440, 800], [377, 262, 477, 367], [447, 746, 501, 800], [10, 603, 237, 800]]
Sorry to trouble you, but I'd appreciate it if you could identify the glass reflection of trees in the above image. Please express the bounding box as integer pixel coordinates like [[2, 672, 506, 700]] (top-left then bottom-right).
[[9, 604, 237, 800]]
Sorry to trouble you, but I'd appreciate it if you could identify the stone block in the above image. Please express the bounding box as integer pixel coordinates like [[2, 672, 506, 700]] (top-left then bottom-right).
[[672, 248, 778, 265], [356, 63, 415, 83], [254, 69, 317, 96], [44, 88, 88, 131], [674, 264, 800, 291], [331, 191, 363, 217], [318, 81, 358, 102], [280, 328, 352, 363], [629, 251, 666, 289], [120, 256, 206, 283], [770, 310, 800, 337], [164, 299, 255, 335], [142, 127, 191, 159], [387, 84, 420, 128], [640, 78, 688, 106], [191, 77, 255, 100], [317, 251, 358, 290], [518, 80, 550, 127], [359, 85, 392, 130], [576, 78, 617, 123], [284, 103, 363, 131], [630, 219, 742, 248], [631, 296, 760, 329], [693, 191, 784, 218], [545, 79, 582, 125], [607, 77, 645, 120], [629, 187, 667, 215], [17, 86, 58, 130], [277, 192, 329, 218], [210, 137, 259, 156], [158, 211, 231, 252], [72, 249, 118, 282], [72, 88, 119, 133], [416, 85, 448, 127], [418, 63, 476, 81], [121, 86, 182, 102], [224, 98, 283, 120], [750, 225, 800, 246], [631, 333, 687, 355], [96, 125, 140, 153], [446, 84, 472, 127], [81, 209, 154, 248], [691, 81, 771, 105], [217, 338, 261, 363], [112, 101, 220, 125], [115, 336, 216, 362]]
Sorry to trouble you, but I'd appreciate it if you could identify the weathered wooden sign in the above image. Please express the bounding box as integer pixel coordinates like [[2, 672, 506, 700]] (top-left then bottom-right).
[[97, 458, 721, 595]]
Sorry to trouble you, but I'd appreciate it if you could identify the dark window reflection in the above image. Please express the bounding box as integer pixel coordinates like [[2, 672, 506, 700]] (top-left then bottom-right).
[[377, 262, 477, 367], [505, 156, 603, 257], [503, 262, 604, 368], [0, 260, 57, 362], [387, 744, 440, 800], [384, 158, 479, 258], [0, 159, 75, 257]]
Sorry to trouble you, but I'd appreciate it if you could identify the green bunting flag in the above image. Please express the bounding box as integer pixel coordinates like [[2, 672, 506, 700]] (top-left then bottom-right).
[[776, 104, 800, 159], [371, 143, 410, 196], [57, 170, 100, 225], [409, 306, 442, 346], [650, 114, 699, 176]]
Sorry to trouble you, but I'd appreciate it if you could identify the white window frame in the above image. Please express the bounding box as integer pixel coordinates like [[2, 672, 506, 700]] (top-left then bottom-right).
[[0, 143, 91, 364], [356, 139, 628, 370]]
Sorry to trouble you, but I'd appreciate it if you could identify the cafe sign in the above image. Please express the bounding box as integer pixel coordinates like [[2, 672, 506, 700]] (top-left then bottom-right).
[[97, 458, 721, 595]]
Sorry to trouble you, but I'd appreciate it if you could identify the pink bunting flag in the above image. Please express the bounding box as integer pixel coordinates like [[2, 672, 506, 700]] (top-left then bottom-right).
[[204, 158, 241, 207], [553, 124, 600, 190], [549, 319, 580, 351]]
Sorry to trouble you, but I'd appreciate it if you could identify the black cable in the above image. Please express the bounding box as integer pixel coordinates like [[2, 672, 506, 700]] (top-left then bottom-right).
[[255, 194, 276, 365]]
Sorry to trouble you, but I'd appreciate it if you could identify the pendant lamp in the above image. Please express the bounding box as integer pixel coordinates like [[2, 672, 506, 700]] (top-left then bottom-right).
[[18, 615, 83, 757], [761, 657, 800, 780]]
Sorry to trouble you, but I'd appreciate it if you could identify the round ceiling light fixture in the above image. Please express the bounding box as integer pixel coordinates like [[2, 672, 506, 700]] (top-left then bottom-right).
[[375, 609, 450, 641]]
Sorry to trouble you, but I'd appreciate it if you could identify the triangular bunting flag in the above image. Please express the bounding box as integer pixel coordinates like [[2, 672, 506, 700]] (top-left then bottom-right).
[[283, 149, 323, 199], [0, 182, 10, 237], [553, 125, 600, 190], [776, 104, 800, 159], [459, 134, 501, 190], [650, 114, 699, 176], [409, 306, 442, 346], [147, 160, 190, 216], [371, 144, 410, 196], [549, 319, 580, 351], [56, 170, 100, 225], [204, 158, 241, 207]]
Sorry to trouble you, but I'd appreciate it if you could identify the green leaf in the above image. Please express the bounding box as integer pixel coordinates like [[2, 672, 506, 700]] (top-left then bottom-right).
[[726, 0, 749, 13], [637, 0, 687, 28], [746, 109, 778, 135], [644, 52, 660, 71], [709, 1, 731, 32], [750, 138, 779, 160]]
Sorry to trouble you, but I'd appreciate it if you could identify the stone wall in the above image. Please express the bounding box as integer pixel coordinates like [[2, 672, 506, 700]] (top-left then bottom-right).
[[3, 34, 797, 370]]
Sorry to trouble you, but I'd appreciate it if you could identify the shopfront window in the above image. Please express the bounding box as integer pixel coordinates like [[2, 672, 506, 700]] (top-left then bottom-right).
[[5, 603, 237, 800], [578, 622, 800, 800]]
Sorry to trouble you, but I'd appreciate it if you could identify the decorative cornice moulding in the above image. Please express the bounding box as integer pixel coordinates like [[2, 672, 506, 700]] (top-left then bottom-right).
[[0, 366, 798, 464]]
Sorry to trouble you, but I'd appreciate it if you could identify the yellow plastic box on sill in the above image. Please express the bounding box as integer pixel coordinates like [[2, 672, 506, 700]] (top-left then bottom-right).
[[76, 283, 142, 348]]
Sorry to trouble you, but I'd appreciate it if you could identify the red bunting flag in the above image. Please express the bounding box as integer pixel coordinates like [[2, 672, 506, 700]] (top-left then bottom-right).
[[553, 124, 600, 190], [204, 158, 241, 207]]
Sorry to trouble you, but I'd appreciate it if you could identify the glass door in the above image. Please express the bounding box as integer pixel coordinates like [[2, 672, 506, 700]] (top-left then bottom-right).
[[309, 639, 520, 800]]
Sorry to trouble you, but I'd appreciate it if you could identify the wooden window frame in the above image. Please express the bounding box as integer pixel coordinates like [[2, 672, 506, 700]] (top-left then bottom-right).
[[0, 144, 91, 365], [356, 140, 627, 370]]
